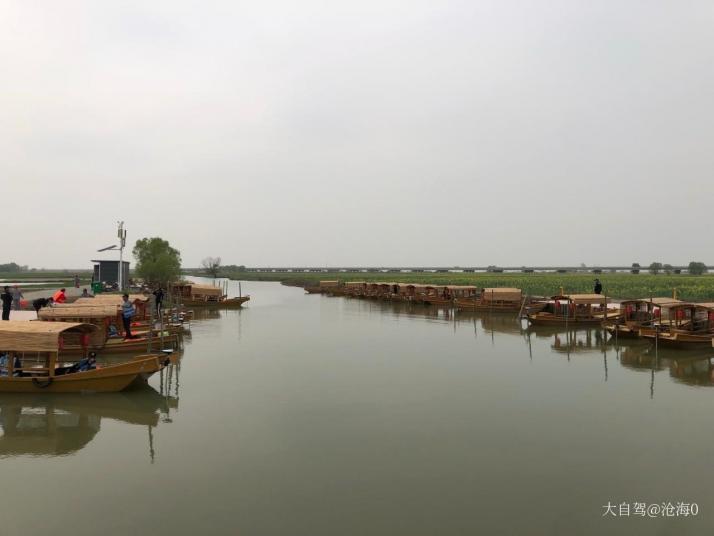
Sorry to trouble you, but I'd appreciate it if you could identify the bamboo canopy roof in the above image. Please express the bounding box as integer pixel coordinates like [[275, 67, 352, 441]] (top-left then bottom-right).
[[483, 287, 521, 294], [181, 284, 223, 297], [319, 280, 340, 287], [75, 295, 147, 306], [481, 288, 522, 301], [39, 306, 120, 319], [0, 321, 96, 352], [660, 302, 713, 312], [621, 298, 683, 307], [552, 294, 610, 304]]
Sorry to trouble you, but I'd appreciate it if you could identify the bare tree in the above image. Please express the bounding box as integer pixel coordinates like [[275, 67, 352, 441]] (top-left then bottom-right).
[[202, 256, 222, 279]]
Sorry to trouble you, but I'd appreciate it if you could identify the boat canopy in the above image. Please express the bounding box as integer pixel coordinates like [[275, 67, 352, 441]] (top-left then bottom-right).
[[620, 298, 682, 307], [551, 294, 610, 305], [186, 284, 223, 297], [75, 295, 146, 306], [39, 306, 119, 319], [661, 302, 713, 312], [319, 280, 340, 287], [0, 321, 95, 353], [481, 288, 522, 301]]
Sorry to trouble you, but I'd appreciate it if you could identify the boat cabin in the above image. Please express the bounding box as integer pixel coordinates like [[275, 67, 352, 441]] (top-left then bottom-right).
[[649, 303, 714, 333], [172, 283, 224, 303], [0, 321, 95, 381], [528, 293, 615, 325], [480, 288, 522, 303], [38, 306, 123, 345], [344, 282, 367, 296], [620, 298, 682, 323]]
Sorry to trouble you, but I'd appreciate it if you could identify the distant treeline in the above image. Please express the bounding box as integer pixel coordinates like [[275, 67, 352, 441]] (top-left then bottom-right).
[[0, 263, 26, 272]]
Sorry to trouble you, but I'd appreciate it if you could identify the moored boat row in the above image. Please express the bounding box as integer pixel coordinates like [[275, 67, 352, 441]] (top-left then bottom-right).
[[306, 280, 535, 312], [603, 299, 714, 348]]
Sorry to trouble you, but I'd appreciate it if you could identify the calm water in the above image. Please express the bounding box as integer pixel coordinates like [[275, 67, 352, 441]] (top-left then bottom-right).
[[2, 279, 714, 535]]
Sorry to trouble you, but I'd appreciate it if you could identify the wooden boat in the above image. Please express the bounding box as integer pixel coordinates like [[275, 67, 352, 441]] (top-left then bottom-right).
[[344, 281, 368, 297], [638, 303, 714, 348], [171, 283, 250, 307], [38, 307, 181, 355], [527, 294, 619, 326], [0, 321, 169, 393], [422, 285, 479, 307], [321, 281, 345, 296], [394, 284, 428, 302], [361, 282, 396, 300], [304, 280, 343, 295], [455, 288, 524, 312], [603, 297, 681, 338]]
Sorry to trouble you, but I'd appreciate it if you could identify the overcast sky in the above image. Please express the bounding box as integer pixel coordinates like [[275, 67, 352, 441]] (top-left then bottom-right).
[[2, 0, 712, 268]]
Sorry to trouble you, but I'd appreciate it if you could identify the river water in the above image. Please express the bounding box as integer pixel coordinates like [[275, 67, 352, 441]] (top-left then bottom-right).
[[1, 279, 713, 535]]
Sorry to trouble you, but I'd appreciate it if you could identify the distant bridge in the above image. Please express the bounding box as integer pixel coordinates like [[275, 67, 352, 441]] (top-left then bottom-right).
[[241, 266, 710, 274]]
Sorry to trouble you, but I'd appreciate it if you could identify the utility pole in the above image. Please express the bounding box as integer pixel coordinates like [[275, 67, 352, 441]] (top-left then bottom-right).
[[118, 221, 127, 290]]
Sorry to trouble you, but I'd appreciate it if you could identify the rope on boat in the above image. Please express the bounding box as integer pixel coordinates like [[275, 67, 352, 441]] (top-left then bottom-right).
[[32, 377, 53, 389]]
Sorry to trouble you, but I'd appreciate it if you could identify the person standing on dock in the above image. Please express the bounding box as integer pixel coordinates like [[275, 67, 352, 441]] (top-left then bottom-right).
[[1, 287, 13, 320], [121, 294, 137, 339], [593, 279, 603, 294], [153, 287, 164, 313], [74, 274, 80, 288], [11, 286, 23, 310]]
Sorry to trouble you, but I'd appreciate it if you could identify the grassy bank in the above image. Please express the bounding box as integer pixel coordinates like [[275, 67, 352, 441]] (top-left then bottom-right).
[[220, 271, 714, 301], [0, 270, 93, 291]]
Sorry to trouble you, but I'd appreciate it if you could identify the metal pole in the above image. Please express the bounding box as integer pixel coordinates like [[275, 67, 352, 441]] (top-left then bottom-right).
[[117, 221, 126, 291]]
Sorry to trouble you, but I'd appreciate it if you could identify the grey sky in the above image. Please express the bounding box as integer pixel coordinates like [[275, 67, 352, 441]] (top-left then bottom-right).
[[2, 0, 712, 268]]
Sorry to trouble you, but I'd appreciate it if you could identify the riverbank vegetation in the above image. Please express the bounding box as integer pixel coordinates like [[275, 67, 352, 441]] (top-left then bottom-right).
[[218, 270, 714, 301], [0, 270, 93, 291]]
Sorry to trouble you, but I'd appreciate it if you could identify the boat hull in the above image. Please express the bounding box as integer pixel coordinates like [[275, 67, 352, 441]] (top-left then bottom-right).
[[528, 311, 620, 326], [182, 296, 250, 307], [0, 356, 168, 393], [456, 302, 522, 312], [640, 331, 714, 348], [603, 324, 640, 338]]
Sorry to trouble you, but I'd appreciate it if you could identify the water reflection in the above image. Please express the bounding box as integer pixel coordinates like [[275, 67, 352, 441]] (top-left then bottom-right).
[[0, 361, 180, 460], [350, 299, 714, 399]]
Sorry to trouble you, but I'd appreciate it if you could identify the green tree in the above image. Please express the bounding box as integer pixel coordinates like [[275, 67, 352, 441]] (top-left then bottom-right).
[[0, 262, 21, 272], [133, 237, 182, 287], [649, 262, 663, 275], [688, 261, 708, 275], [663, 263, 673, 274], [631, 262, 640, 274]]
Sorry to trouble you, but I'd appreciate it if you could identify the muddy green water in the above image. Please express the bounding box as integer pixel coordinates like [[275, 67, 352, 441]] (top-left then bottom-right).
[[2, 280, 713, 535]]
